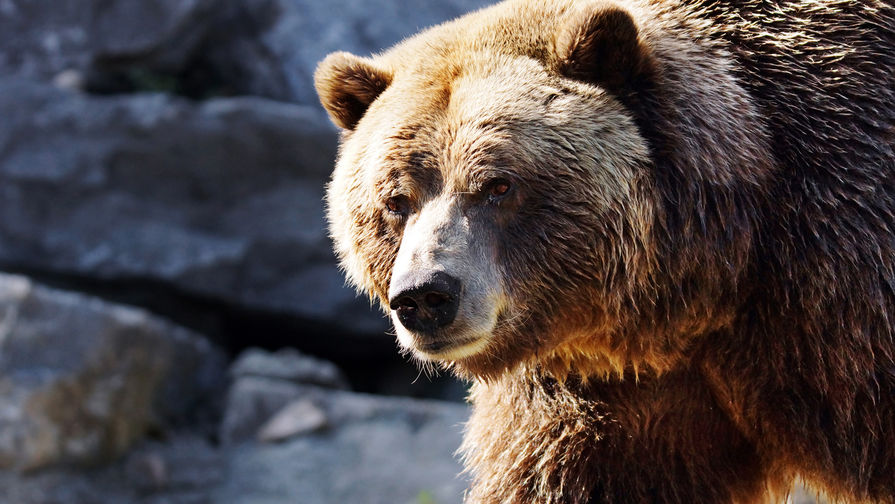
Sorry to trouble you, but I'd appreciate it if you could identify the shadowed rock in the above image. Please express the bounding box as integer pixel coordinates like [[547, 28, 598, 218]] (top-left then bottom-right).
[[0, 273, 226, 471]]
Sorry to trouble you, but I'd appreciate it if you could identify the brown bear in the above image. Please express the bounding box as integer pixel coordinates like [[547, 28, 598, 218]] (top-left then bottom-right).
[[314, 0, 895, 502]]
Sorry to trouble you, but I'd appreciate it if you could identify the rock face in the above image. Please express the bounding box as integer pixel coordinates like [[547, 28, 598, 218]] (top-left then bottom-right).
[[0, 0, 496, 102], [0, 354, 470, 504], [0, 0, 223, 84], [0, 78, 389, 341], [221, 347, 349, 443], [216, 387, 470, 504], [213, 348, 470, 503], [0, 274, 226, 472]]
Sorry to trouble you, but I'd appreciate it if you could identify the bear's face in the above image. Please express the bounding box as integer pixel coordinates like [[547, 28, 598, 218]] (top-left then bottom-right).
[[317, 3, 662, 378]]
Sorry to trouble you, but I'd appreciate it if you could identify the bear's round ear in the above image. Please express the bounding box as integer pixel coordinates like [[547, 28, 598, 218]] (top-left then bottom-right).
[[554, 4, 653, 93], [315, 52, 393, 130]]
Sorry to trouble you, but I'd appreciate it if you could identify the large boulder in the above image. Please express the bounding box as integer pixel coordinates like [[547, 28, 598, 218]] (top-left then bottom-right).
[[221, 347, 350, 443], [0, 79, 391, 341], [0, 273, 226, 471]]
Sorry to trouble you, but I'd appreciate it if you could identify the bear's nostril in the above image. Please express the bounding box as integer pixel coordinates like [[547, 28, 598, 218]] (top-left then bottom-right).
[[393, 297, 419, 311]]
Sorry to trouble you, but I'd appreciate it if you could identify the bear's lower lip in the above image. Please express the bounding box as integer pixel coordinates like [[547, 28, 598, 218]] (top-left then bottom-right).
[[417, 340, 453, 353], [415, 336, 489, 360]]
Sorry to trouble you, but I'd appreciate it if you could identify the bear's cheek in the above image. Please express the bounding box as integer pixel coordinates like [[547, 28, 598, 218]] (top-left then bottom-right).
[[328, 183, 402, 308], [361, 218, 402, 303], [497, 207, 619, 339]]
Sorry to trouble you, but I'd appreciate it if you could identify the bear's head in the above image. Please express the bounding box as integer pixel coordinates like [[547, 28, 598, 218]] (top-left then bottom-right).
[[315, 0, 769, 379]]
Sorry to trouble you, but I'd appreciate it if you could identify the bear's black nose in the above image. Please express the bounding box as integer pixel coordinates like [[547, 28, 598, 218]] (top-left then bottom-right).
[[388, 271, 461, 334]]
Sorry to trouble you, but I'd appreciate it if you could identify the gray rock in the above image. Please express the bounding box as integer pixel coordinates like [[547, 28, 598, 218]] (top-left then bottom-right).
[[0, 273, 226, 471], [0, 0, 496, 102], [219, 376, 308, 444], [215, 388, 470, 504], [220, 348, 356, 444], [256, 399, 328, 442], [0, 0, 226, 83], [0, 78, 386, 337], [0, 388, 470, 504], [230, 347, 350, 389], [0, 433, 224, 504]]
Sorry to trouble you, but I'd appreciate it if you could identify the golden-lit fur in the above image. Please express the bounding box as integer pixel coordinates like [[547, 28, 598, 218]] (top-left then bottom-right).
[[316, 0, 895, 502]]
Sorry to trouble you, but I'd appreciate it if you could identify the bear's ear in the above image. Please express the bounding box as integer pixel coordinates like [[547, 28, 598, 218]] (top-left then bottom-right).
[[315, 52, 393, 130], [554, 4, 652, 93]]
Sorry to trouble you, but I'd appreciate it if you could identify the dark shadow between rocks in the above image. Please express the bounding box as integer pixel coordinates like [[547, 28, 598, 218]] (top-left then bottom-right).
[[0, 263, 468, 402], [83, 0, 293, 101]]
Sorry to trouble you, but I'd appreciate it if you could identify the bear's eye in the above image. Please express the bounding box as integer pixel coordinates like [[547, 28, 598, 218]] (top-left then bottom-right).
[[385, 195, 411, 216], [486, 178, 512, 202]]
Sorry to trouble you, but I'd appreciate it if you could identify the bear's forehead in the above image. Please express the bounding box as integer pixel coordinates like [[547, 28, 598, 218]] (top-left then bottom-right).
[[383, 53, 552, 108], [353, 56, 627, 191], [370, 55, 566, 146]]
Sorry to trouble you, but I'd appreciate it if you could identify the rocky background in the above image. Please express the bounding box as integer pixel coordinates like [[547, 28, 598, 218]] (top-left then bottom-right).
[[0, 0, 826, 502]]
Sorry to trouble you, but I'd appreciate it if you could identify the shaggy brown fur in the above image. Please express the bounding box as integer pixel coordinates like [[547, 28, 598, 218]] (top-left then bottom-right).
[[315, 0, 895, 502]]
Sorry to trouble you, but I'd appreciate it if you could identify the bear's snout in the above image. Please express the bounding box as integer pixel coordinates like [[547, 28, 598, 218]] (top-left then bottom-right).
[[389, 271, 461, 335]]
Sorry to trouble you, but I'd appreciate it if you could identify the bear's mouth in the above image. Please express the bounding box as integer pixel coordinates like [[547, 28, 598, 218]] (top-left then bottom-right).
[[412, 334, 490, 361]]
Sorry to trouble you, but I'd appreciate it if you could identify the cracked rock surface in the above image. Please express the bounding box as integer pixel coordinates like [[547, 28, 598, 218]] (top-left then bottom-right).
[[0, 273, 226, 472]]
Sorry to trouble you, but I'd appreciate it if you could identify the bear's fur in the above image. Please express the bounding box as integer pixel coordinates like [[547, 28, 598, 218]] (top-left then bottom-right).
[[315, 0, 895, 502]]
